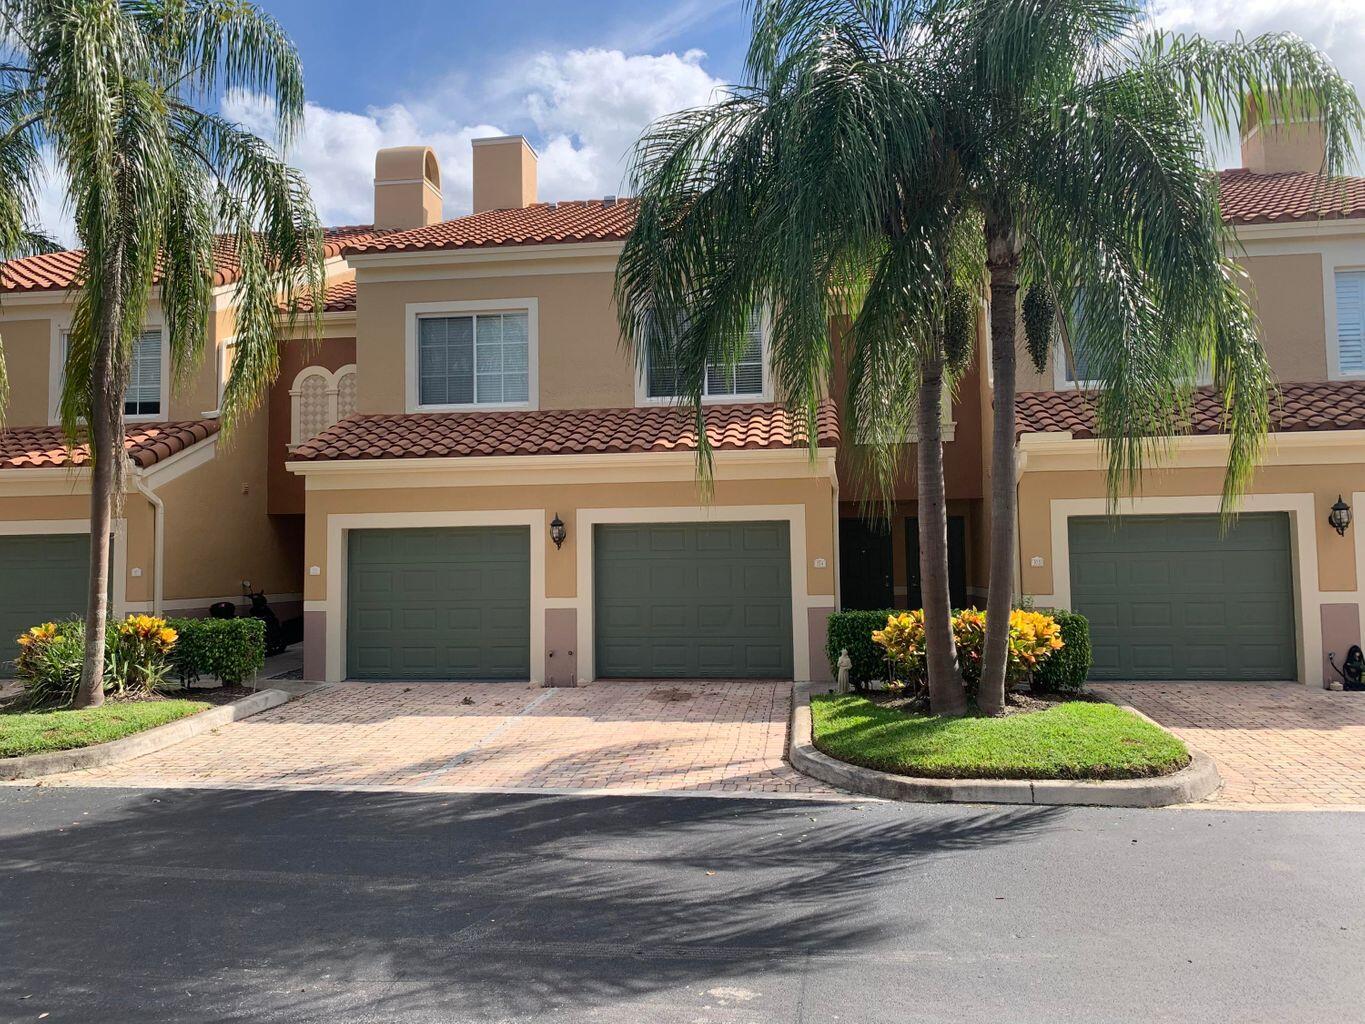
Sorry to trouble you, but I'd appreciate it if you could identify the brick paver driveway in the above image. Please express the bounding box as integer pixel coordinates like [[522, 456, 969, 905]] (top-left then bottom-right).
[[1102, 683, 1365, 808], [37, 681, 833, 797]]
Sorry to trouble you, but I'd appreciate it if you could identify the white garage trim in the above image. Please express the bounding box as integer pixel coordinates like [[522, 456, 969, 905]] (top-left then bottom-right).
[[575, 504, 813, 683], [1028, 494, 1320, 685], [0, 518, 129, 616], [323, 510, 545, 684]]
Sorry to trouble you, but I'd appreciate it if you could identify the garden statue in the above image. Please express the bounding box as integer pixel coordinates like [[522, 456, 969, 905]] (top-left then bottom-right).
[[837, 648, 852, 693]]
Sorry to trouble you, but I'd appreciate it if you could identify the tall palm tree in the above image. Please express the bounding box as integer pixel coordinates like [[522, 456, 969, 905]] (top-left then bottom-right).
[[615, 0, 975, 714], [927, 1, 1363, 713], [0, 0, 325, 707]]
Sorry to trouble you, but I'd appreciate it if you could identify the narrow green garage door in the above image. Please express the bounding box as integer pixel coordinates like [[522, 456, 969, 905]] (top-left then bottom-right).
[[594, 521, 793, 679], [0, 533, 89, 677], [1069, 513, 1296, 681], [347, 526, 530, 681]]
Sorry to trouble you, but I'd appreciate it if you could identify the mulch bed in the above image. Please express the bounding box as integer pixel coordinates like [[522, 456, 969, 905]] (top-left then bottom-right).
[[867, 686, 1102, 717]]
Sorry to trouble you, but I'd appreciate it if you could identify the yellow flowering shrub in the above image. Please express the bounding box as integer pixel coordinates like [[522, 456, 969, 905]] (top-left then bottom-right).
[[871, 611, 926, 689], [871, 607, 1065, 695]]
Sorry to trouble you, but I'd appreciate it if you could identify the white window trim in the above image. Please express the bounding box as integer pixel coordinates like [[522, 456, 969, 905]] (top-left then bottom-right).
[[48, 315, 170, 425], [634, 306, 774, 406], [1331, 264, 1365, 379], [1052, 336, 1102, 390], [404, 297, 539, 413], [288, 363, 356, 449]]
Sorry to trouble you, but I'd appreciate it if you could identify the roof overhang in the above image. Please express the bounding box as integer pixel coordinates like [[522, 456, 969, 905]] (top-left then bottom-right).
[[288, 446, 837, 491], [1016, 427, 1365, 473]]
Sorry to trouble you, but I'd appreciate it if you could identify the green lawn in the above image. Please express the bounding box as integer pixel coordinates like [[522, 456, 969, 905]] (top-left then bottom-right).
[[0, 700, 209, 759], [811, 694, 1189, 781]]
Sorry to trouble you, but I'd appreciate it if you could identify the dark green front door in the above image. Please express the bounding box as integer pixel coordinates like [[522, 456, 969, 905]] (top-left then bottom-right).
[[594, 521, 793, 679], [0, 533, 90, 677], [1069, 513, 1296, 681], [838, 517, 893, 610], [346, 526, 530, 681], [906, 515, 967, 611]]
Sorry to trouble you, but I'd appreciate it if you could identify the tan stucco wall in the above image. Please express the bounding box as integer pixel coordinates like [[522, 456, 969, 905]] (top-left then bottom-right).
[[355, 269, 635, 414], [157, 408, 299, 605], [0, 316, 55, 425], [302, 474, 837, 604], [1017, 460, 1364, 597], [1240, 253, 1329, 383]]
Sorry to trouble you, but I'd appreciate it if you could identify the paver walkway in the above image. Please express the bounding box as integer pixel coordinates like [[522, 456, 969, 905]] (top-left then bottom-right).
[[1102, 682, 1365, 808], [33, 681, 834, 797]]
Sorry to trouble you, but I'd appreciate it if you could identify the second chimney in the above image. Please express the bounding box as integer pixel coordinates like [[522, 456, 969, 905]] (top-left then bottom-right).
[[1240, 98, 1327, 176], [374, 146, 443, 230], [472, 135, 538, 213]]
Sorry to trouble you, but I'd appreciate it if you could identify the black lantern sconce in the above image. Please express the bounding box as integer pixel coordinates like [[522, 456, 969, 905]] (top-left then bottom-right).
[[550, 513, 567, 550], [1329, 495, 1352, 537]]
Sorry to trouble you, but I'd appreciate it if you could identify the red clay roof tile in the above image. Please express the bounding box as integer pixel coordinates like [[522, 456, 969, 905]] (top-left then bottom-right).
[[1016, 380, 1365, 439], [291, 400, 838, 463], [0, 420, 219, 470], [1218, 169, 1365, 224], [0, 227, 389, 295], [290, 278, 356, 314], [340, 199, 638, 257]]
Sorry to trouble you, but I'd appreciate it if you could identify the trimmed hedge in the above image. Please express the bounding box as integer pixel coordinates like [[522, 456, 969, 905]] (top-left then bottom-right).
[[1032, 608, 1093, 693], [827, 607, 1093, 693], [826, 609, 897, 688], [168, 617, 266, 686]]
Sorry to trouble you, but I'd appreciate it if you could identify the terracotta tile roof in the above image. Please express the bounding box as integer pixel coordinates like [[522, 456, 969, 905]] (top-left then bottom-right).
[[0, 420, 219, 470], [291, 400, 839, 463], [1218, 169, 1365, 224], [1016, 380, 1365, 439], [289, 278, 356, 314], [341, 199, 639, 256], [0, 226, 388, 295]]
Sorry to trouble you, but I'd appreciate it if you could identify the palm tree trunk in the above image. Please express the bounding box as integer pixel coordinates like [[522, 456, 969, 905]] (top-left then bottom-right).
[[916, 342, 966, 716], [75, 298, 123, 709], [979, 223, 1022, 716]]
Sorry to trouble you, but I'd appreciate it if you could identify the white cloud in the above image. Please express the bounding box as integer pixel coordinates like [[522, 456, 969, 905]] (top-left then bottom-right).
[[226, 47, 726, 228]]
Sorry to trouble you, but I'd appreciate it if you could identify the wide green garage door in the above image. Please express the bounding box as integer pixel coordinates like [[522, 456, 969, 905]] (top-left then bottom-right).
[[1069, 513, 1296, 681], [0, 533, 89, 677], [594, 521, 793, 679], [346, 526, 530, 681]]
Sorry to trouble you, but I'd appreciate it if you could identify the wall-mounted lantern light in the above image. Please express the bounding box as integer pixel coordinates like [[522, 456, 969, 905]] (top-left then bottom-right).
[[550, 513, 567, 549], [1329, 495, 1352, 537]]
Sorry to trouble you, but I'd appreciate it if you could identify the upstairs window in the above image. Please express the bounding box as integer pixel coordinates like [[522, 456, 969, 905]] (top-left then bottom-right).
[[1336, 269, 1365, 375], [59, 328, 163, 419], [644, 307, 765, 400], [418, 311, 529, 407], [290, 364, 357, 447]]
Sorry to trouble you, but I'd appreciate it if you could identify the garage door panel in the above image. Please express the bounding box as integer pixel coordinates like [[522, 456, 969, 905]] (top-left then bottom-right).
[[346, 526, 530, 681], [595, 521, 793, 679], [1070, 513, 1295, 681]]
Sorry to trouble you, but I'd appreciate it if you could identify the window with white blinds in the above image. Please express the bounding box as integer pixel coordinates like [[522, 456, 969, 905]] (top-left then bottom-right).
[[61, 328, 163, 417], [1336, 270, 1365, 374], [645, 307, 765, 400], [418, 311, 529, 407]]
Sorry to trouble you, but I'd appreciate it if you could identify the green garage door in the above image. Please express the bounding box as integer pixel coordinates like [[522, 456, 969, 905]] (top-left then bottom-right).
[[0, 533, 89, 677], [346, 526, 530, 681], [594, 521, 793, 679], [1069, 513, 1296, 681]]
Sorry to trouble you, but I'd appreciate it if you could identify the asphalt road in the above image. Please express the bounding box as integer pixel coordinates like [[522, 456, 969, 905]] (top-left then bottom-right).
[[0, 786, 1360, 1024]]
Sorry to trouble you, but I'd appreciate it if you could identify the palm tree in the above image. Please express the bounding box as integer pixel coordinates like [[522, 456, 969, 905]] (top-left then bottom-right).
[[615, 0, 975, 714], [0, 0, 325, 707], [928, 1, 1363, 713]]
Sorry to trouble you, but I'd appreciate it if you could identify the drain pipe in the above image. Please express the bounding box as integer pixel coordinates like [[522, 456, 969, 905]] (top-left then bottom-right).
[[129, 465, 165, 616]]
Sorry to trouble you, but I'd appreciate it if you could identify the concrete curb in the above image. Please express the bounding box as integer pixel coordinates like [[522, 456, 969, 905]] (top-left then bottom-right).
[[787, 684, 1222, 807], [0, 689, 292, 781]]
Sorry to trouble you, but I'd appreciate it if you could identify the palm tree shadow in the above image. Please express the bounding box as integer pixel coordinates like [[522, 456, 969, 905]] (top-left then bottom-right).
[[0, 788, 1065, 1021]]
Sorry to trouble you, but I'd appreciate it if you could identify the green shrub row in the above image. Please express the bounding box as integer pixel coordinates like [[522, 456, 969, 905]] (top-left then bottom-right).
[[825, 607, 1092, 692], [168, 617, 266, 687]]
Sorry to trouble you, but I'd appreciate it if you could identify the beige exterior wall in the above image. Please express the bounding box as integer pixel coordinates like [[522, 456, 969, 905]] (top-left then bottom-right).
[[1241, 253, 1330, 382], [1015, 434, 1365, 685], [354, 263, 635, 414], [0, 315, 57, 426], [296, 454, 839, 683]]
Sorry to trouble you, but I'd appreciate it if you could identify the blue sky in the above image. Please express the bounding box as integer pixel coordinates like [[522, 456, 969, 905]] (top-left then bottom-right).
[[30, 0, 1365, 240]]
